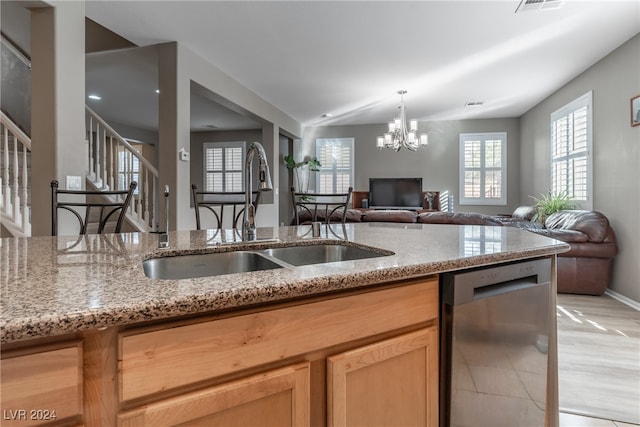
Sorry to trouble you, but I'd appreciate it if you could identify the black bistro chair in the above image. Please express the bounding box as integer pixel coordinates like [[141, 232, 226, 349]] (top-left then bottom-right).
[[51, 180, 137, 236], [291, 186, 353, 225], [191, 185, 262, 230]]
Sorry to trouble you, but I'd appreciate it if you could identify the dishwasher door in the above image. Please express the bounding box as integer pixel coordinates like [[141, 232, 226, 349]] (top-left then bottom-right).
[[440, 258, 551, 427]]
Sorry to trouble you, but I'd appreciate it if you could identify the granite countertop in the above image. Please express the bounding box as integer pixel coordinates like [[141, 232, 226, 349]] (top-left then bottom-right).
[[0, 223, 569, 344]]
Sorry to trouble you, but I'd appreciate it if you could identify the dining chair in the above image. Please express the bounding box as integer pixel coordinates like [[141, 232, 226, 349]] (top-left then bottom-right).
[[191, 185, 262, 230], [290, 186, 353, 225], [51, 180, 137, 236]]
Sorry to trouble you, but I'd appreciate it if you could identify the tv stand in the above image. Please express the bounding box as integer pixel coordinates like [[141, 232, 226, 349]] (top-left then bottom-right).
[[351, 191, 441, 211]]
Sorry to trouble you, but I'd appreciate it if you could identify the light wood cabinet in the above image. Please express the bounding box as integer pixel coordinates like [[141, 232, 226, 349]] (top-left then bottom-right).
[[0, 341, 83, 426], [1, 277, 439, 426], [327, 327, 439, 427], [118, 278, 438, 402], [118, 362, 310, 427]]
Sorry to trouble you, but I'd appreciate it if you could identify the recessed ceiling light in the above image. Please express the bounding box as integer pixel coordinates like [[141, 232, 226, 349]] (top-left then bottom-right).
[[155, 89, 160, 94], [88, 94, 102, 100]]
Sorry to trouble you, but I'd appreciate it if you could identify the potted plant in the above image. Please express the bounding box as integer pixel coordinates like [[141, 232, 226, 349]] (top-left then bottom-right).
[[284, 154, 321, 194], [530, 190, 576, 223]]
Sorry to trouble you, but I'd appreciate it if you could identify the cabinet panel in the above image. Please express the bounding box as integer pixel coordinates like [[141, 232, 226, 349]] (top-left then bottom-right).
[[119, 278, 438, 401], [327, 328, 438, 427], [117, 362, 310, 427], [1, 342, 83, 426]]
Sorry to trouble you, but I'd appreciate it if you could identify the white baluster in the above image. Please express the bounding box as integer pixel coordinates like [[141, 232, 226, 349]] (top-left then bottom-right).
[[112, 137, 117, 191], [12, 133, 20, 225], [108, 136, 114, 191], [21, 143, 29, 233], [143, 168, 150, 229], [2, 126, 10, 215], [95, 123, 101, 186], [88, 116, 95, 180], [136, 159, 143, 223], [100, 128, 109, 188]]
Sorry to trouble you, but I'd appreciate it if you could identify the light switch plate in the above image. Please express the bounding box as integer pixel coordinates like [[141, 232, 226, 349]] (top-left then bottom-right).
[[66, 175, 82, 190]]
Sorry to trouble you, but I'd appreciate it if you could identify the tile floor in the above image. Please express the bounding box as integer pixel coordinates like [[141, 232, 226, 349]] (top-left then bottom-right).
[[560, 412, 639, 426], [557, 293, 640, 427]]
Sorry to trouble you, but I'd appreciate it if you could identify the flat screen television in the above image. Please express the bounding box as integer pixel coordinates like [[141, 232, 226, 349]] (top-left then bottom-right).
[[369, 177, 423, 210]]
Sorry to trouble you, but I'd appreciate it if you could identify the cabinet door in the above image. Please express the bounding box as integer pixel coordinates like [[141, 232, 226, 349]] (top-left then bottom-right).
[[327, 328, 438, 427], [1, 342, 83, 427], [118, 362, 309, 427]]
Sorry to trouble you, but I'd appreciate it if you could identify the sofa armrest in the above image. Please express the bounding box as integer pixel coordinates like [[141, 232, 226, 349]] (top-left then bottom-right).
[[527, 228, 589, 243], [545, 210, 611, 242]]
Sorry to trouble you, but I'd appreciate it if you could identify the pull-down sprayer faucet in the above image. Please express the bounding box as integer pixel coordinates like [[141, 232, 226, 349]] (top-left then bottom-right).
[[243, 141, 273, 241]]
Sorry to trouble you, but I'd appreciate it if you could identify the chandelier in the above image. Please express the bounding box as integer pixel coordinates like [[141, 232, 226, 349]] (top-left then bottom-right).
[[376, 90, 428, 151]]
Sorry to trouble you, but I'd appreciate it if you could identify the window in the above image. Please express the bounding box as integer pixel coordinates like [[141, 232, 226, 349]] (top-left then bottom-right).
[[315, 138, 354, 193], [459, 132, 507, 205], [550, 92, 592, 209], [203, 141, 245, 192]]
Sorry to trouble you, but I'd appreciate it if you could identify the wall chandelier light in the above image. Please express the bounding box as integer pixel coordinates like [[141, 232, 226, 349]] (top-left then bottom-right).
[[376, 90, 428, 152]]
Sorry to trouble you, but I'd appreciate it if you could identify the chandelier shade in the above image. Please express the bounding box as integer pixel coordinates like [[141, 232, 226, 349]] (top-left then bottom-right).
[[376, 90, 428, 152]]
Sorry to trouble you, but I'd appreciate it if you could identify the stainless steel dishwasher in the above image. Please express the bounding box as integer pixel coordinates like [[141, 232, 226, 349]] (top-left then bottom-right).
[[440, 258, 551, 427]]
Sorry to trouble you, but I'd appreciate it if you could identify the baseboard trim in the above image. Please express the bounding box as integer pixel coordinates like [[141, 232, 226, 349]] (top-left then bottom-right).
[[605, 289, 640, 311]]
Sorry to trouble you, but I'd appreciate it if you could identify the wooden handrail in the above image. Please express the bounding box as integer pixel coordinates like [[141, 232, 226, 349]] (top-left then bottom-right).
[[0, 111, 31, 150], [85, 105, 158, 176]]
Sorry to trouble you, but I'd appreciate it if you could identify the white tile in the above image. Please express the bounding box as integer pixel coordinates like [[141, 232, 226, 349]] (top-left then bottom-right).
[[559, 412, 616, 426]]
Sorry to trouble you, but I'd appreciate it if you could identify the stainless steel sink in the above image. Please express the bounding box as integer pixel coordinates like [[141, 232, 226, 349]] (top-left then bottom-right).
[[261, 244, 390, 267], [142, 251, 283, 280], [143, 243, 393, 280]]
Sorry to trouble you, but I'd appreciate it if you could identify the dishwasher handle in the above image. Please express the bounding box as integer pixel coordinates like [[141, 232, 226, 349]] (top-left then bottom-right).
[[442, 258, 551, 306]]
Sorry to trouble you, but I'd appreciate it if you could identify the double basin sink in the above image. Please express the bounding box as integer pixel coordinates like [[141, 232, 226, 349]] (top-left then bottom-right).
[[143, 242, 394, 280]]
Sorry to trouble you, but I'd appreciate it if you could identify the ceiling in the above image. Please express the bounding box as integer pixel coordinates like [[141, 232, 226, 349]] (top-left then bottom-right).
[[4, 1, 639, 133], [83, 0, 640, 131]]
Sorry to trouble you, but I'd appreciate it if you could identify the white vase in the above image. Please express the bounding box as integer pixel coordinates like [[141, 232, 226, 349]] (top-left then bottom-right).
[[294, 164, 310, 193]]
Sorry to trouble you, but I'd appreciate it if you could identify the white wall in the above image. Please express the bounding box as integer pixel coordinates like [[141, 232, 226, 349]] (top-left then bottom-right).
[[31, 1, 86, 236], [520, 34, 640, 302], [303, 117, 521, 216], [156, 42, 302, 230]]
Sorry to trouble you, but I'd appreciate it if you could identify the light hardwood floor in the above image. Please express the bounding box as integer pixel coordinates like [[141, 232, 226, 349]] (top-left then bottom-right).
[[557, 293, 640, 427]]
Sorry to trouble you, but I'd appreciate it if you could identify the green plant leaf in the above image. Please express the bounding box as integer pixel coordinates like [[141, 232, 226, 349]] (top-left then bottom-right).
[[308, 157, 322, 172], [530, 190, 576, 216]]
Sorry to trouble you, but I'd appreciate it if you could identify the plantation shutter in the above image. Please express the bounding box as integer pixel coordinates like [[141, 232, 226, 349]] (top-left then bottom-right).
[[316, 138, 354, 193], [551, 102, 589, 203], [203, 142, 245, 192]]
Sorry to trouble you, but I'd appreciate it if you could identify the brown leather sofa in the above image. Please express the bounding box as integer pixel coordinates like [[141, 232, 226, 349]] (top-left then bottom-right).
[[292, 207, 618, 295], [500, 209, 618, 295]]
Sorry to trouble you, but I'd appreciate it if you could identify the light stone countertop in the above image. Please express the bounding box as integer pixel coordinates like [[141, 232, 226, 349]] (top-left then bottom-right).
[[0, 223, 569, 344]]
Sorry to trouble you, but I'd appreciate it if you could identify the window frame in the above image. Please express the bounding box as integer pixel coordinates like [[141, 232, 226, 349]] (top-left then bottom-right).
[[315, 137, 354, 194], [549, 91, 592, 210], [458, 132, 507, 206], [202, 141, 246, 193]]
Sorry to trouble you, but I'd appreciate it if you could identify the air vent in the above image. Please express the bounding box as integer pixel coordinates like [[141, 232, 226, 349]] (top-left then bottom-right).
[[515, 0, 563, 13], [465, 101, 484, 107]]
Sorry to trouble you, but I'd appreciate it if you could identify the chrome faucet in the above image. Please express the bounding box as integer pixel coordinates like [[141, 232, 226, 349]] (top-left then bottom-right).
[[242, 141, 273, 240]]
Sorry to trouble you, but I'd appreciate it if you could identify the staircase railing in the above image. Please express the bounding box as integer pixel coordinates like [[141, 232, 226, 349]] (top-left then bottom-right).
[[0, 111, 31, 236], [85, 106, 159, 232]]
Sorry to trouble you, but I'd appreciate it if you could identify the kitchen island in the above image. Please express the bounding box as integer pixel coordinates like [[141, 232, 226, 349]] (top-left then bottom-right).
[[1, 223, 569, 426]]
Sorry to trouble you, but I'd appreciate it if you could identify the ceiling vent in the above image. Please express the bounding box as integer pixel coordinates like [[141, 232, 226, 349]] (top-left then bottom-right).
[[465, 101, 484, 107], [515, 0, 563, 13]]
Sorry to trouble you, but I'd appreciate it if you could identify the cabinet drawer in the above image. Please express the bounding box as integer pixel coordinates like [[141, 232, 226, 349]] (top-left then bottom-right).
[[1, 342, 83, 426], [119, 277, 438, 401]]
